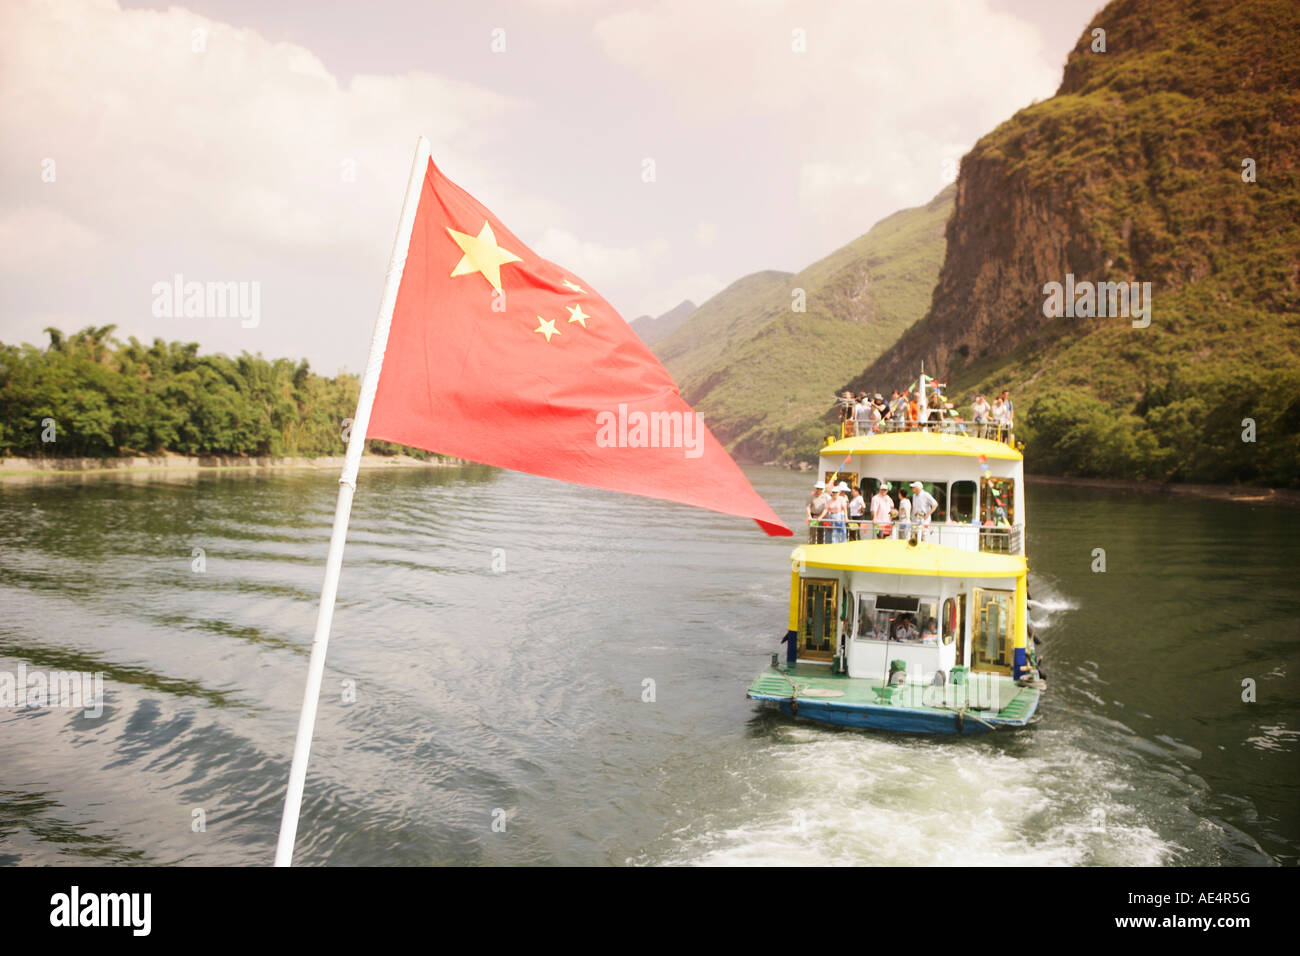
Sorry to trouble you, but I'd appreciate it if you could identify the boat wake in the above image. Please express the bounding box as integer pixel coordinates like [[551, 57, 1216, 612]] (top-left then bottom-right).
[[1027, 578, 1076, 632], [644, 727, 1180, 867]]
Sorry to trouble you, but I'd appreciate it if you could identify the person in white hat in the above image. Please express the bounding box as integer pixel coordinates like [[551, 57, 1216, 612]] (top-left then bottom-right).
[[807, 481, 830, 543], [870, 482, 894, 538], [826, 482, 849, 543], [910, 480, 939, 539]]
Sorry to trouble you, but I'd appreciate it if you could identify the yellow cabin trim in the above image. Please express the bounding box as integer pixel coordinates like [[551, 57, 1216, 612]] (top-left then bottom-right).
[[787, 567, 800, 631], [791, 539, 1025, 578], [1014, 572, 1027, 651], [821, 432, 1022, 461]]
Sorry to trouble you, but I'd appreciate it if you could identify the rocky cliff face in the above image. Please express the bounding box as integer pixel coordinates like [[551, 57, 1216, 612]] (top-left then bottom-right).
[[851, 0, 1300, 426]]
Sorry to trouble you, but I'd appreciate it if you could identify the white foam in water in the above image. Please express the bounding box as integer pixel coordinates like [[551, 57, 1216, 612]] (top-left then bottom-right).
[[658, 730, 1176, 867]]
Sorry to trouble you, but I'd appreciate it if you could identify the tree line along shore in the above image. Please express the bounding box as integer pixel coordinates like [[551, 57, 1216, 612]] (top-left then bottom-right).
[[2, 326, 1296, 491]]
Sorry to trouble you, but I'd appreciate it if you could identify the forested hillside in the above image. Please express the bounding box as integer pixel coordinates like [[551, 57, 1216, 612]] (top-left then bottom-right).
[[0, 326, 423, 459]]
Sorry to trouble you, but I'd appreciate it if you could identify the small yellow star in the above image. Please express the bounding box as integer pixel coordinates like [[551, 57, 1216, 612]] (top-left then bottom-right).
[[566, 303, 590, 327], [561, 278, 585, 294], [533, 317, 560, 342], [447, 221, 522, 294]]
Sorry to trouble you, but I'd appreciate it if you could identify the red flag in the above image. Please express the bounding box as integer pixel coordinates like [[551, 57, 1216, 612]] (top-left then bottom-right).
[[366, 158, 792, 536]]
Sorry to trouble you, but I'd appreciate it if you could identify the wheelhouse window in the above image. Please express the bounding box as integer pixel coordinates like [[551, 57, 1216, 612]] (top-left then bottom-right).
[[950, 480, 977, 524], [854, 594, 938, 645]]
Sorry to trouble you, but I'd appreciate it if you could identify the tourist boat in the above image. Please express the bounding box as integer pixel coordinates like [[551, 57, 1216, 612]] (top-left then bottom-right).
[[746, 387, 1044, 734]]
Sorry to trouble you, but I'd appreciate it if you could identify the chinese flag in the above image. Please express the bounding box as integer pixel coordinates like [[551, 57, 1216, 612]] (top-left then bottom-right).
[[367, 158, 792, 537]]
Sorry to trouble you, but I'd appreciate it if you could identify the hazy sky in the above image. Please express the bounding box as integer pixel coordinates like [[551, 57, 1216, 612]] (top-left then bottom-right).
[[1, 0, 1103, 375]]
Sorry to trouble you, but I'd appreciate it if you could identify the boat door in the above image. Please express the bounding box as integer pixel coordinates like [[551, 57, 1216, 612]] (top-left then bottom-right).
[[971, 588, 1013, 675], [945, 594, 966, 666], [799, 578, 838, 661]]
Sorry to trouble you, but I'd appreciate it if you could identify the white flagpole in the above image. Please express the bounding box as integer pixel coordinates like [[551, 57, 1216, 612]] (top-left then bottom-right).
[[918, 361, 928, 422], [274, 135, 431, 867]]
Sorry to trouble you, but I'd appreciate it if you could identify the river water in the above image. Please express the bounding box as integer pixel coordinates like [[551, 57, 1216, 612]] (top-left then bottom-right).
[[0, 465, 1296, 866]]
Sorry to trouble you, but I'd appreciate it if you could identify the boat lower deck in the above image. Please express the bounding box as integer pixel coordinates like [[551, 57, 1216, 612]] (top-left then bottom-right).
[[747, 662, 1040, 734]]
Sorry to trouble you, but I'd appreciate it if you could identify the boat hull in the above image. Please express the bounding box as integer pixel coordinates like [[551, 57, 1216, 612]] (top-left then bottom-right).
[[747, 665, 1040, 735]]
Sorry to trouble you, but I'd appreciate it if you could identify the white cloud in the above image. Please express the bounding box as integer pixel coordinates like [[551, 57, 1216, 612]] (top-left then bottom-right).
[[694, 220, 719, 247], [0, 0, 524, 369], [0, 0, 517, 253], [533, 227, 669, 290], [0, 207, 100, 271], [594, 0, 1061, 248]]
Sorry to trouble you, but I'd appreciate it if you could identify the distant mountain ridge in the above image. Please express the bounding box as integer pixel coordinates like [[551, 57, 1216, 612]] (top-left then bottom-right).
[[630, 299, 696, 346], [652, 185, 954, 461]]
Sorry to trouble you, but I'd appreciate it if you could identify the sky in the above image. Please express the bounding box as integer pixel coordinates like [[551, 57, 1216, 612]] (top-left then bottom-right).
[[1, 0, 1104, 375]]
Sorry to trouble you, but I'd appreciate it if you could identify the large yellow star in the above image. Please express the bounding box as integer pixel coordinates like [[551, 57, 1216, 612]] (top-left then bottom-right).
[[447, 221, 522, 294], [533, 317, 560, 342], [566, 303, 589, 327]]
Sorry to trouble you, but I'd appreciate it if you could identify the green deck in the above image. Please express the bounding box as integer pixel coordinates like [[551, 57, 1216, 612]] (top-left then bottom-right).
[[747, 663, 1039, 723]]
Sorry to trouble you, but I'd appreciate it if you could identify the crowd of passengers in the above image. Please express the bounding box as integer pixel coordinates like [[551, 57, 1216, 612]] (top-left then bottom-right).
[[837, 388, 1014, 439], [806, 479, 942, 544]]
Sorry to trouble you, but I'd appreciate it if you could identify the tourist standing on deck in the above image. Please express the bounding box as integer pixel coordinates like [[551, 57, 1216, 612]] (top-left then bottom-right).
[[999, 389, 1015, 443], [910, 480, 938, 540], [990, 396, 1007, 436], [896, 486, 912, 541], [848, 484, 866, 540], [837, 390, 856, 435], [886, 390, 900, 423], [807, 481, 830, 543], [870, 483, 893, 538], [853, 393, 872, 434], [826, 483, 849, 543]]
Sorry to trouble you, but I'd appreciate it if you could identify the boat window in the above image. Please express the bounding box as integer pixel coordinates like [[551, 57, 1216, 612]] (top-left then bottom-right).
[[855, 595, 875, 638], [941, 596, 959, 645], [981, 477, 1015, 526], [950, 480, 977, 523], [855, 595, 938, 645]]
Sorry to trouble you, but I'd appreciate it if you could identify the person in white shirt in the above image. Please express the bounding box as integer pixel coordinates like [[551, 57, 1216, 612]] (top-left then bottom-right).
[[909, 480, 939, 541], [909, 481, 939, 523], [896, 488, 912, 541], [893, 614, 919, 642], [848, 485, 866, 540], [870, 484, 893, 538]]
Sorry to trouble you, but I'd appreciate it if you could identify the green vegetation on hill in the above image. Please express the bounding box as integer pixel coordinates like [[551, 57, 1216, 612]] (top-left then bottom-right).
[[848, 0, 1300, 486], [654, 185, 954, 461], [0, 326, 432, 460]]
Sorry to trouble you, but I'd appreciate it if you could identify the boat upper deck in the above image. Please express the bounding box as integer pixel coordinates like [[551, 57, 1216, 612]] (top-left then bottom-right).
[[833, 419, 1020, 449], [822, 427, 1022, 461]]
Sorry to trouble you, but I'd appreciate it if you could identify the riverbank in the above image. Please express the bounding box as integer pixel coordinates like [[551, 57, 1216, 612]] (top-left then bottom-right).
[[1026, 473, 1300, 508], [0, 453, 464, 480]]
